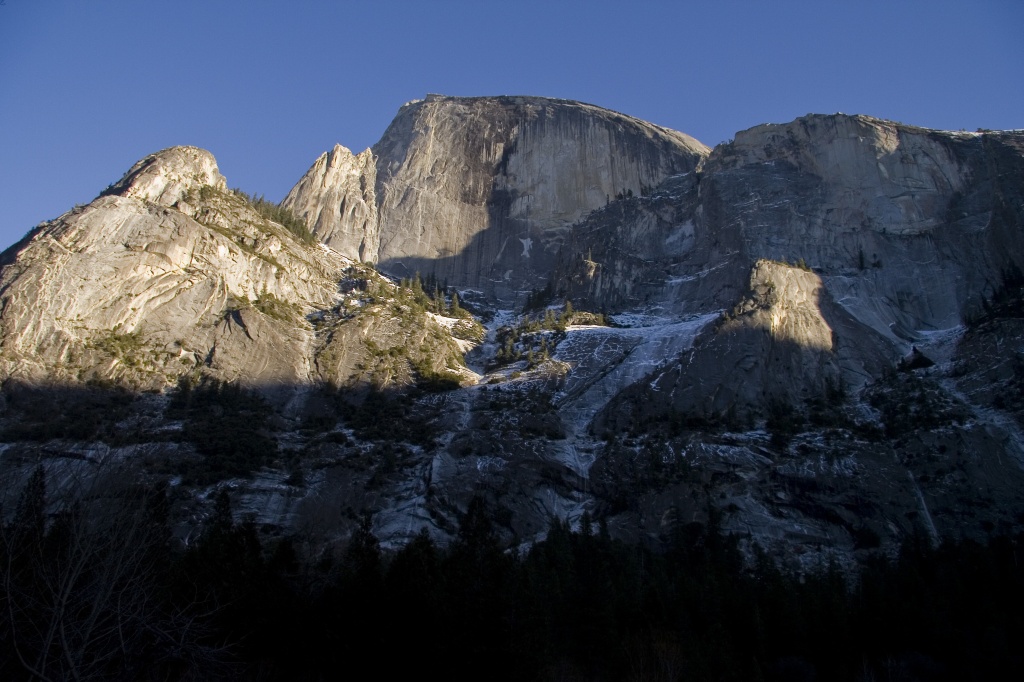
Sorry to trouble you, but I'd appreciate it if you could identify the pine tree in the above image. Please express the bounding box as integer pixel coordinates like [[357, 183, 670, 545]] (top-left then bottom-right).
[[544, 308, 557, 329], [343, 512, 383, 591], [560, 299, 574, 327], [12, 465, 46, 545]]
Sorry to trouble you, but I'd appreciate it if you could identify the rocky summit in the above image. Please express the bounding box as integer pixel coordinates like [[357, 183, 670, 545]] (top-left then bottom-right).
[[1, 95, 1023, 568]]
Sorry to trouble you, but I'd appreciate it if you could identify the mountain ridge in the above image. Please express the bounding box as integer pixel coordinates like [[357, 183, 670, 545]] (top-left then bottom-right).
[[1, 94, 1023, 567]]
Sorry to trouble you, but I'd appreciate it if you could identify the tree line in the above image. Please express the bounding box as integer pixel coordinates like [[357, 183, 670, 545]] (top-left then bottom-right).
[[2, 470, 1022, 681]]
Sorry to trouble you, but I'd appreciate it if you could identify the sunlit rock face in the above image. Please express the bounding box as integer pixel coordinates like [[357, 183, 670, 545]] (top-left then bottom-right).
[[0, 147, 464, 391], [101, 146, 227, 207], [286, 95, 709, 297], [283, 144, 378, 262], [0, 147, 340, 387]]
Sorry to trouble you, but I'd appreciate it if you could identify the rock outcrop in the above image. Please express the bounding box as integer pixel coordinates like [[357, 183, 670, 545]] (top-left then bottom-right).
[[101, 146, 227, 207], [282, 144, 378, 262], [597, 260, 892, 431]]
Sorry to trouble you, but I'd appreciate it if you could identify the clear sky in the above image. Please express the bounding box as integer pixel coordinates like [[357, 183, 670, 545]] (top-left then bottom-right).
[[1, 0, 1021, 251]]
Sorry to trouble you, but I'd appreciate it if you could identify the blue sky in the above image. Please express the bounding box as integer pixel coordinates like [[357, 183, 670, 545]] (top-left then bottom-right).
[[1, 0, 1021, 251]]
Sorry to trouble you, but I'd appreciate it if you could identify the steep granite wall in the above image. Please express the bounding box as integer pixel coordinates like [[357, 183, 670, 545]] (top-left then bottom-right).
[[557, 115, 1024, 350], [285, 95, 709, 297], [701, 115, 1024, 341]]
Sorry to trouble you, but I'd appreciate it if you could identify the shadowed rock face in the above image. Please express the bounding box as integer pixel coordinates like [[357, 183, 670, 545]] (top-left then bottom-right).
[[285, 95, 709, 298], [595, 260, 893, 432], [700, 116, 1024, 340], [559, 115, 1024, 344]]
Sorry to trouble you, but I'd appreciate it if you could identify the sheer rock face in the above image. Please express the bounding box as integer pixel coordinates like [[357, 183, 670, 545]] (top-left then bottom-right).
[[713, 114, 970, 238], [554, 171, 745, 316], [560, 114, 1024, 345], [282, 144, 378, 262], [698, 115, 1024, 343], [285, 95, 709, 297]]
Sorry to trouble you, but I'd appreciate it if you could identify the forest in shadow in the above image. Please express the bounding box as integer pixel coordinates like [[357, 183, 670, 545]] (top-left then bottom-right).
[[2, 467, 1022, 682]]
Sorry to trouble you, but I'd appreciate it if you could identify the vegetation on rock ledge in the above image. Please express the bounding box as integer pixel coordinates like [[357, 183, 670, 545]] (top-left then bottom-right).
[[231, 188, 316, 245]]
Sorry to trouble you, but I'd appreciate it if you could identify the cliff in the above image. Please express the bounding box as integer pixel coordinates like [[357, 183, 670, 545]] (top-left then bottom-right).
[[284, 95, 709, 297], [560, 114, 1024, 348]]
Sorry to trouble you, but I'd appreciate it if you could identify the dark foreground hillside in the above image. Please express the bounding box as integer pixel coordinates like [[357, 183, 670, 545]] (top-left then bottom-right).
[[2, 469, 1021, 681]]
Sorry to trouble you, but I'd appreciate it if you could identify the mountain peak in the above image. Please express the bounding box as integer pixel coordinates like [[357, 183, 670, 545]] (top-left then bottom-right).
[[101, 145, 226, 207]]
